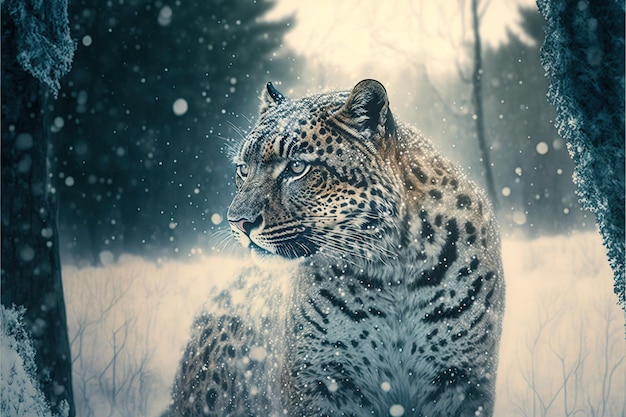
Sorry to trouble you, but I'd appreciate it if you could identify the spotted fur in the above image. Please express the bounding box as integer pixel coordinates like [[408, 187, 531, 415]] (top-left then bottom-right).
[[164, 80, 505, 417]]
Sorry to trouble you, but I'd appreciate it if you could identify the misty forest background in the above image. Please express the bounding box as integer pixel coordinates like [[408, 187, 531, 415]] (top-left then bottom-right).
[[2, 1, 624, 417], [51, 1, 588, 265]]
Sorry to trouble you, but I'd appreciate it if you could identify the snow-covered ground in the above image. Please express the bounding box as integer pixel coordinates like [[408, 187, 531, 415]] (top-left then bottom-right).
[[62, 232, 624, 417]]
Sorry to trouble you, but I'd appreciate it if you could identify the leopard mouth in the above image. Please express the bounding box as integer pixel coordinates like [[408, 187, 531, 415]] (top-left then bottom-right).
[[232, 221, 319, 259], [249, 236, 319, 260]]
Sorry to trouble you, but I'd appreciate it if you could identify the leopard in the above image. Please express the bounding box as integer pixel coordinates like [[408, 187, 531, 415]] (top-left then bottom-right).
[[163, 79, 505, 417]]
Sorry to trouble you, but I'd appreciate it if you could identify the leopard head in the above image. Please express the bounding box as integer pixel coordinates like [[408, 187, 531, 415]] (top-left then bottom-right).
[[227, 80, 402, 263]]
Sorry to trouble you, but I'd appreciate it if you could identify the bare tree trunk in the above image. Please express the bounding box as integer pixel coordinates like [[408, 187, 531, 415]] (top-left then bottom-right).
[[1, 5, 75, 416], [470, 0, 498, 207]]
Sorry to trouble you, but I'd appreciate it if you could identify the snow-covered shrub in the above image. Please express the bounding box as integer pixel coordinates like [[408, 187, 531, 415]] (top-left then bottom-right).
[[1, 305, 69, 417], [537, 0, 625, 308]]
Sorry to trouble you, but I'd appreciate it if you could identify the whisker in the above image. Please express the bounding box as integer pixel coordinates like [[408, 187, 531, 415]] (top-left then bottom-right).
[[226, 120, 249, 140], [212, 228, 239, 252]]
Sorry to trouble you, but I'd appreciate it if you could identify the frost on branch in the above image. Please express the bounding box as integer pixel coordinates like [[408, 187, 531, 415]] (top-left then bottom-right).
[[537, 0, 625, 308], [2, 0, 75, 96], [0, 305, 69, 417]]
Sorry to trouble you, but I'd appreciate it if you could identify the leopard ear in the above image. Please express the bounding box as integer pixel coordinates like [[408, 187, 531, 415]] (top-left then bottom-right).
[[331, 79, 396, 145], [259, 81, 287, 114]]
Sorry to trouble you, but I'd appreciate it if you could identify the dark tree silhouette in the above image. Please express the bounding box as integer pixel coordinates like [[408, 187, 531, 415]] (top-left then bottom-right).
[[538, 0, 625, 308], [1, 0, 76, 415], [469, 0, 498, 208]]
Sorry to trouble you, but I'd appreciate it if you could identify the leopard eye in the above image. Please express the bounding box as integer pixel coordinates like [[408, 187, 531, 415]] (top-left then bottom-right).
[[288, 161, 309, 178], [236, 163, 249, 179]]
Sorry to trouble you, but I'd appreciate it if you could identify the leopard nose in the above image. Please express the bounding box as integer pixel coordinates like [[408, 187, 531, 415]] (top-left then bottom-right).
[[229, 215, 263, 236]]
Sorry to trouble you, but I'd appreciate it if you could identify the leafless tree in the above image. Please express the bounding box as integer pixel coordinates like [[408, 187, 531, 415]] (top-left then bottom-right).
[[549, 319, 587, 417], [67, 271, 157, 417], [585, 301, 625, 417], [513, 294, 565, 417], [507, 293, 625, 417], [467, 0, 498, 206]]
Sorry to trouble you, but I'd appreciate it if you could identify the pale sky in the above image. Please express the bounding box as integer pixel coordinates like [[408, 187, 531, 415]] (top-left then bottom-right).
[[269, 0, 537, 90]]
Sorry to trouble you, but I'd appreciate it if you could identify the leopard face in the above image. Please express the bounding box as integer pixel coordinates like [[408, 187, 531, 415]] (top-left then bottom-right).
[[228, 80, 402, 262]]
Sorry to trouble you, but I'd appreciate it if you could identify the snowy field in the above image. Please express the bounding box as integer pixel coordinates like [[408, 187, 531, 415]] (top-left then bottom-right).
[[63, 231, 624, 417]]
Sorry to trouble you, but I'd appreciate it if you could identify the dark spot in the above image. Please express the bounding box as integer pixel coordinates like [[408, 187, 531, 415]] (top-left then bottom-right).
[[367, 306, 386, 317], [319, 127, 327, 135], [411, 165, 428, 184], [429, 189, 443, 200], [206, 388, 218, 410], [336, 148, 344, 157], [226, 345, 236, 358], [300, 131, 307, 138], [326, 145, 333, 154], [426, 328, 439, 340], [451, 329, 468, 341], [458, 257, 480, 278], [456, 194, 472, 209], [435, 214, 443, 227], [419, 209, 435, 242], [334, 341, 348, 350], [199, 327, 213, 345]]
